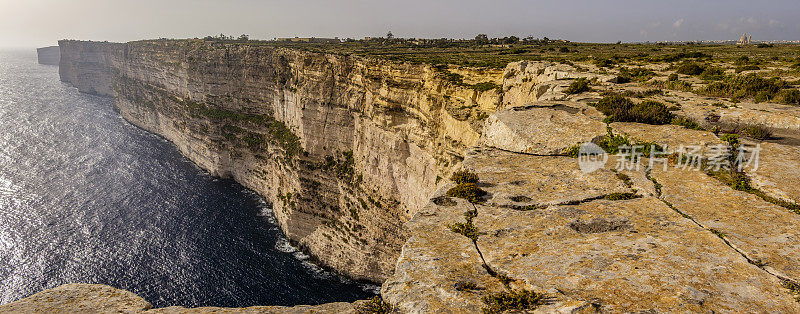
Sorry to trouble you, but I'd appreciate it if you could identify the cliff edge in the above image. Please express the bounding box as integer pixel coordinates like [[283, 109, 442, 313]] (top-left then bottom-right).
[[7, 39, 800, 312]]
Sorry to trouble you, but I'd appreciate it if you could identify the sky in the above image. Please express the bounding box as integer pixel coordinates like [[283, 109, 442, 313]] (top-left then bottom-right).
[[1, 0, 800, 48]]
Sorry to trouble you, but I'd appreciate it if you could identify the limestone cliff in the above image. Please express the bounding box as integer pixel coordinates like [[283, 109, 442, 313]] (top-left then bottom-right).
[[36, 46, 61, 66], [58, 39, 500, 282], [43, 39, 800, 312]]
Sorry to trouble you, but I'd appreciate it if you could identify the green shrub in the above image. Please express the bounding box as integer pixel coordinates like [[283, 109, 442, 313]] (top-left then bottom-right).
[[447, 183, 487, 203], [592, 95, 674, 125], [720, 133, 740, 146], [482, 290, 548, 314], [741, 125, 773, 140], [775, 89, 800, 106], [699, 74, 788, 101], [604, 192, 639, 200], [619, 67, 656, 82], [698, 67, 726, 81], [594, 58, 613, 68], [450, 220, 479, 241], [356, 297, 394, 314], [735, 65, 761, 73], [451, 170, 480, 184], [599, 132, 631, 154], [565, 78, 591, 95], [450, 210, 479, 241], [676, 63, 704, 75], [671, 116, 703, 130]]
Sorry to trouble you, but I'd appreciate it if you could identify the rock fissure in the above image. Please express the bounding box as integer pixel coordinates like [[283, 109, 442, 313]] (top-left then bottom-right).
[[648, 169, 800, 296]]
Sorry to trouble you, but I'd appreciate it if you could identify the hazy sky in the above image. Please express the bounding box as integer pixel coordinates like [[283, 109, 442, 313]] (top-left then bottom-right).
[[2, 0, 800, 48]]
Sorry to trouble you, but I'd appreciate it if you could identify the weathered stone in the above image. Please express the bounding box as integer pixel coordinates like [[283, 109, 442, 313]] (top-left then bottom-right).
[[0, 283, 152, 313], [610, 122, 725, 154], [652, 167, 800, 282], [482, 103, 606, 155], [747, 141, 800, 205], [463, 147, 631, 207], [382, 187, 588, 313], [474, 197, 800, 312]]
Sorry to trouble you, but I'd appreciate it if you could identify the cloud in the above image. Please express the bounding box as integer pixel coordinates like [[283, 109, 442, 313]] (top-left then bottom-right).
[[673, 19, 684, 29], [769, 19, 781, 28]]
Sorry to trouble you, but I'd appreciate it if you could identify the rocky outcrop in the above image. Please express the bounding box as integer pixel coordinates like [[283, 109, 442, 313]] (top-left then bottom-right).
[[36, 46, 61, 66]]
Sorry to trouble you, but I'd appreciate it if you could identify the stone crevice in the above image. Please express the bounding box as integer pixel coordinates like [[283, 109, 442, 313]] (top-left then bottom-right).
[[647, 170, 798, 288]]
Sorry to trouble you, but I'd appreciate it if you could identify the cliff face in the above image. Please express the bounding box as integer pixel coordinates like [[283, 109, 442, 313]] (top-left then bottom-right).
[[36, 46, 61, 66], [54, 40, 800, 312], [58, 39, 501, 282]]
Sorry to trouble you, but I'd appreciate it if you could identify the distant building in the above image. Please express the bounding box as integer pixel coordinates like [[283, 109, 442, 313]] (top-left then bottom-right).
[[276, 37, 340, 43], [737, 33, 752, 45]]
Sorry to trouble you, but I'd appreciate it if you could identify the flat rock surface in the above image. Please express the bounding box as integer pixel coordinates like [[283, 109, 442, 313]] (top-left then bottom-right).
[[609, 122, 724, 154], [474, 197, 800, 312], [747, 141, 800, 205], [652, 167, 800, 282], [482, 102, 606, 155], [463, 147, 631, 207]]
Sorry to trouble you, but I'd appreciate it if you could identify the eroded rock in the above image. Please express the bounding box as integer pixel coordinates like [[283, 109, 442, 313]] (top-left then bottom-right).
[[652, 167, 800, 282], [463, 147, 631, 207], [747, 141, 800, 205], [481, 103, 606, 155]]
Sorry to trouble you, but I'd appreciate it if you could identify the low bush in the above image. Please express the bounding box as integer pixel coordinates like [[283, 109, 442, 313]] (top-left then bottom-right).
[[356, 297, 394, 314], [599, 132, 631, 154], [618, 67, 656, 82], [483, 290, 549, 314], [668, 73, 679, 81], [447, 183, 487, 204], [698, 67, 726, 81], [671, 116, 704, 130], [742, 125, 772, 140], [592, 95, 674, 125], [775, 89, 800, 106], [698, 74, 788, 102], [604, 192, 639, 200], [676, 63, 704, 75], [565, 78, 591, 95], [720, 133, 740, 146], [594, 58, 613, 68], [735, 65, 761, 73], [451, 170, 479, 184]]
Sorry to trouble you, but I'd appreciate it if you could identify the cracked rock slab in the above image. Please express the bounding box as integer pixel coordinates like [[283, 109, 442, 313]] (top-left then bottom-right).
[[474, 197, 800, 312], [463, 147, 631, 207], [481, 102, 606, 155], [652, 167, 800, 282], [609, 122, 724, 154], [381, 188, 588, 313], [747, 141, 800, 205]]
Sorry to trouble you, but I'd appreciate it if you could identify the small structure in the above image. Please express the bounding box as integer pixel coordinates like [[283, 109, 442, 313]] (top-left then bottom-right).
[[737, 33, 752, 45], [276, 37, 340, 43]]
